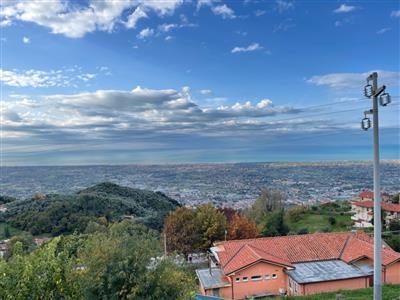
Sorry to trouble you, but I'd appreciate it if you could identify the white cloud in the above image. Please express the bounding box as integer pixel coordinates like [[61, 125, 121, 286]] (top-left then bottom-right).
[[22, 36, 30, 43], [0, 67, 98, 88], [376, 28, 391, 34], [0, 0, 183, 38], [0, 19, 12, 27], [275, 0, 294, 13], [254, 9, 266, 17], [165, 35, 173, 41], [306, 70, 400, 89], [200, 89, 212, 95], [391, 10, 400, 18], [125, 6, 148, 29], [212, 4, 236, 19], [137, 28, 154, 39], [231, 43, 263, 53], [334, 4, 356, 13], [159, 23, 178, 32], [196, 0, 215, 11]]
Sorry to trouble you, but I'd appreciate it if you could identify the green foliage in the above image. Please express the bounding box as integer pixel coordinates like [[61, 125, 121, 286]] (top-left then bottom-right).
[[245, 189, 286, 225], [262, 209, 289, 237], [286, 206, 308, 223], [389, 220, 400, 232], [284, 202, 352, 234], [391, 193, 399, 204], [0, 220, 196, 299], [328, 215, 336, 225], [195, 204, 226, 251], [164, 204, 226, 256], [0, 196, 17, 204], [1, 182, 180, 236]]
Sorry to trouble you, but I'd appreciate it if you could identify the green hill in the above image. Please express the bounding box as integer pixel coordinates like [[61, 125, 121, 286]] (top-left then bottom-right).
[[0, 182, 180, 235]]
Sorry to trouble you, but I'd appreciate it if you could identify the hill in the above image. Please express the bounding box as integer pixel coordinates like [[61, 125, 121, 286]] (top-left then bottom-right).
[[0, 182, 180, 235]]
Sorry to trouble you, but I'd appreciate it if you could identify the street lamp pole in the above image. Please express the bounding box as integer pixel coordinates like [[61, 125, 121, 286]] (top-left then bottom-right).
[[361, 72, 391, 300]]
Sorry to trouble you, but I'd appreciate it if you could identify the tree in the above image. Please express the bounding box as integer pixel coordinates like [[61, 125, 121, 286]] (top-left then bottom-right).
[[391, 193, 399, 204], [136, 259, 196, 300], [227, 213, 260, 240], [3, 225, 10, 238], [219, 207, 237, 223], [163, 207, 198, 258], [245, 189, 286, 225], [262, 209, 289, 237], [194, 204, 226, 251]]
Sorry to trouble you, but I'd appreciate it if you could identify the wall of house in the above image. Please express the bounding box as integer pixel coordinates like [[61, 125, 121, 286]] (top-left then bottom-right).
[[229, 262, 287, 300], [301, 277, 368, 295], [385, 262, 400, 284]]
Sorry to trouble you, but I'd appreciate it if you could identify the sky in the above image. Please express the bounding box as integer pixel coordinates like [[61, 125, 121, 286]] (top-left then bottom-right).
[[0, 0, 399, 166]]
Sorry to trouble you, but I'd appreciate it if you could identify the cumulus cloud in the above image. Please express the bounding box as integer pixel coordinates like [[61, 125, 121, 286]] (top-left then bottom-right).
[[125, 6, 148, 29], [306, 70, 400, 89], [0, 67, 99, 88], [137, 28, 154, 39], [22, 36, 30, 43], [0, 0, 183, 38], [212, 4, 236, 19], [334, 4, 356, 13], [2, 85, 302, 145], [231, 43, 263, 53]]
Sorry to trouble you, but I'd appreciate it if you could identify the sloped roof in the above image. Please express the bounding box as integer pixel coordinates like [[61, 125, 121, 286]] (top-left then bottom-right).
[[360, 191, 374, 199], [196, 268, 231, 289], [216, 232, 400, 275], [222, 244, 292, 274], [286, 260, 368, 284], [352, 200, 400, 212]]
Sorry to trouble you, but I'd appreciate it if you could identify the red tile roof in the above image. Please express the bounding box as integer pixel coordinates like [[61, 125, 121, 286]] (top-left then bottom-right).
[[360, 191, 374, 199], [352, 200, 400, 212], [216, 232, 400, 275]]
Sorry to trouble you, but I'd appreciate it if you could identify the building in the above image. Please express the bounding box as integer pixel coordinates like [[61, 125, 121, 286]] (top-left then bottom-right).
[[196, 232, 400, 299], [351, 191, 400, 228]]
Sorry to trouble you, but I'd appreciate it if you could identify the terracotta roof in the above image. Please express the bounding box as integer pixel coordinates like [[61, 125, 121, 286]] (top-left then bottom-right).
[[360, 191, 374, 199], [222, 244, 292, 274], [340, 235, 400, 266], [215, 232, 400, 275], [352, 200, 400, 212]]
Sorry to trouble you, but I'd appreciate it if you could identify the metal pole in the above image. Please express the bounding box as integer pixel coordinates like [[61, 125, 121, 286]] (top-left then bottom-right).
[[371, 72, 382, 300]]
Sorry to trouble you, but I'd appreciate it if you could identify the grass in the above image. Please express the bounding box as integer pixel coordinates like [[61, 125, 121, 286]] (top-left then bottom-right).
[[283, 284, 400, 300], [285, 202, 353, 234]]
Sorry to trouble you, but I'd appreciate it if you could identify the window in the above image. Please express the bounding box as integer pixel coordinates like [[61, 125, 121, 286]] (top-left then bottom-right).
[[242, 277, 248, 282], [235, 277, 240, 282], [212, 288, 220, 297], [251, 275, 262, 281], [272, 273, 277, 279], [265, 275, 270, 280]]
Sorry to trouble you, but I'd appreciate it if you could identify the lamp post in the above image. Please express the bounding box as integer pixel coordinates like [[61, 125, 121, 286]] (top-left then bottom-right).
[[361, 72, 391, 300]]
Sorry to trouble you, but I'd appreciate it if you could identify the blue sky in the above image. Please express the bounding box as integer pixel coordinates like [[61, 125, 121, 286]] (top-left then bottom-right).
[[1, 0, 399, 165]]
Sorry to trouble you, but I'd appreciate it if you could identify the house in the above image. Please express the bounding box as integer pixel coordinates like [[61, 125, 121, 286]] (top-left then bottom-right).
[[351, 191, 400, 228], [0, 239, 10, 259], [195, 232, 400, 299]]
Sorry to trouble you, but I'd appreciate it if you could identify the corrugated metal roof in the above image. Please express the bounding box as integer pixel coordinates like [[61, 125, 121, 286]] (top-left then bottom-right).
[[196, 268, 231, 290], [286, 260, 368, 284]]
